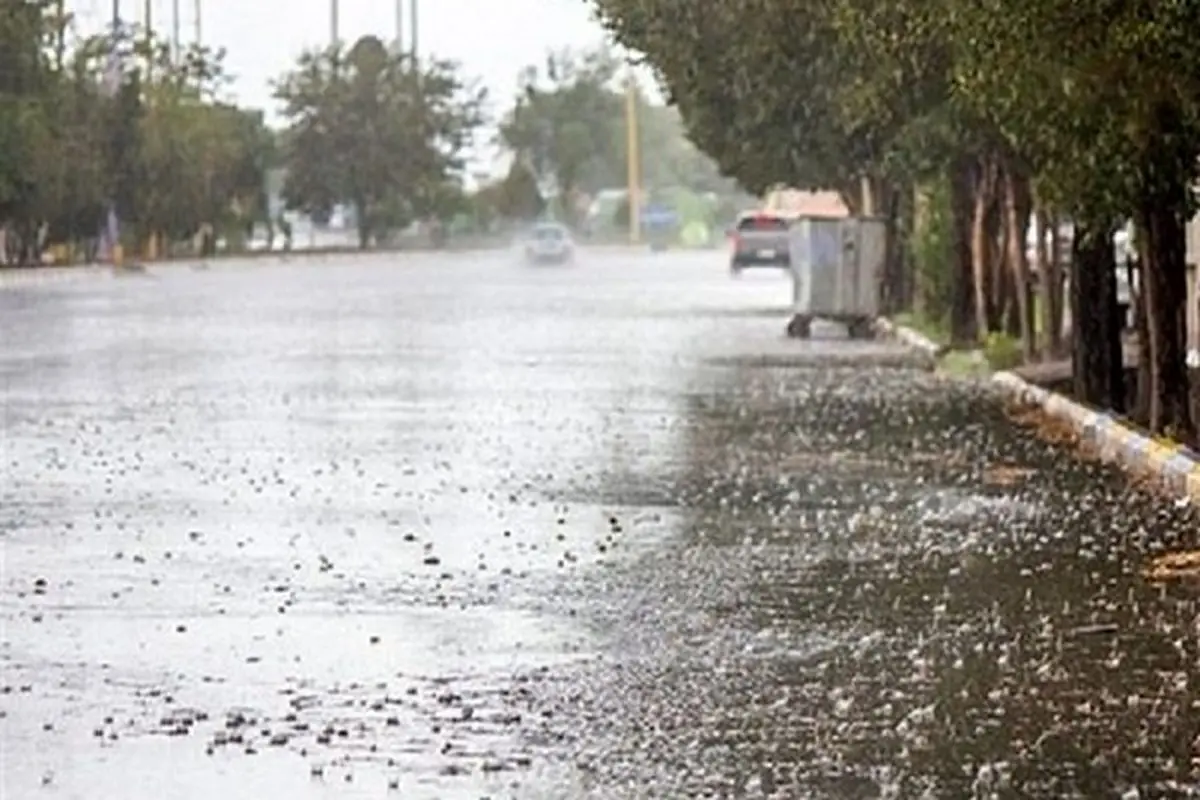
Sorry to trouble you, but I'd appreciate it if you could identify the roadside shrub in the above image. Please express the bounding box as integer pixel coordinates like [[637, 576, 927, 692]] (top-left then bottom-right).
[[983, 332, 1023, 370]]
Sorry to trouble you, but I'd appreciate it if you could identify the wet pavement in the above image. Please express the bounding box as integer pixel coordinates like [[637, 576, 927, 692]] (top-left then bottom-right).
[[2, 248, 1198, 799]]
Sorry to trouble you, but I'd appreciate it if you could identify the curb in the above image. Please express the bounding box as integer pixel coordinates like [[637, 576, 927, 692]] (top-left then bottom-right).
[[0, 265, 110, 289], [992, 370, 1200, 502], [874, 318, 948, 358]]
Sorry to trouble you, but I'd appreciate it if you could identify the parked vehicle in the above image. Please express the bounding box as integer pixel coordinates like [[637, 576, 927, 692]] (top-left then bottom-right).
[[728, 211, 792, 274]]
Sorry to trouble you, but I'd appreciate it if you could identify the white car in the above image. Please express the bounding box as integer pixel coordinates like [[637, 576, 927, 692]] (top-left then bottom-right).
[[523, 223, 574, 265]]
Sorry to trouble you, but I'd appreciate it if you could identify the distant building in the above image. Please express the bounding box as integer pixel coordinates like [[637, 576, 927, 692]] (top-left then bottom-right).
[[763, 188, 850, 218]]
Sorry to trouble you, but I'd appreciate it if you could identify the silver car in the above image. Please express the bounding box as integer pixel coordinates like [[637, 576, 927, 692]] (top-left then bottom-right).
[[729, 211, 791, 274], [524, 223, 574, 265]]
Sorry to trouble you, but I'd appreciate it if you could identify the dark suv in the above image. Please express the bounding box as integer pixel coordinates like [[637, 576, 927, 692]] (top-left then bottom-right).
[[729, 212, 791, 274]]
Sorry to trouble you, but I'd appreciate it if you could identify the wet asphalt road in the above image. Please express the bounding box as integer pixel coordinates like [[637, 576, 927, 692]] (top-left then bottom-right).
[[2, 248, 1199, 799]]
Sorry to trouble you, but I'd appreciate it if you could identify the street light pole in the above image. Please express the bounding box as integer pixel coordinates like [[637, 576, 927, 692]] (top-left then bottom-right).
[[330, 0, 339, 47], [108, 0, 124, 269], [625, 72, 641, 245], [193, 0, 200, 45], [409, 0, 418, 63], [172, 0, 180, 61], [395, 0, 403, 53], [143, 0, 152, 78]]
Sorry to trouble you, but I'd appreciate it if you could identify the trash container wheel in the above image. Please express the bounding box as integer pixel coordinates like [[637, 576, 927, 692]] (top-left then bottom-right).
[[786, 314, 812, 339], [847, 317, 875, 340]]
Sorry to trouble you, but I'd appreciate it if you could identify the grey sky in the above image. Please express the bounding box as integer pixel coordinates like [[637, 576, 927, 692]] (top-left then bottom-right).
[[69, 0, 636, 115]]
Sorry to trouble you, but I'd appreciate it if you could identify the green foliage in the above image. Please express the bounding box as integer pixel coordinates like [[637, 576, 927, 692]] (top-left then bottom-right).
[[937, 349, 991, 377], [0, 4, 276, 263], [945, 0, 1200, 222], [590, 1, 886, 200], [591, 0, 1200, 218], [499, 48, 622, 211], [892, 311, 948, 346], [982, 332, 1023, 371], [273, 35, 485, 248], [910, 179, 954, 325], [494, 46, 739, 226]]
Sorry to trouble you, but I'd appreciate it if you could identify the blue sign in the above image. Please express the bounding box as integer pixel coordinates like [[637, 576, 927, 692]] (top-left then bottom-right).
[[640, 204, 679, 229]]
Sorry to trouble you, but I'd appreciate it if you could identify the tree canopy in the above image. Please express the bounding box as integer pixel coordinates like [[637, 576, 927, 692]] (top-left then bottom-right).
[[272, 35, 485, 248], [591, 0, 1200, 443], [0, 0, 275, 264], [492, 45, 738, 225]]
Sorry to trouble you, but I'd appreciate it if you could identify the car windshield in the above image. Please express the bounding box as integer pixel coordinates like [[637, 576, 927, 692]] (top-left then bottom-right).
[[533, 226, 565, 241]]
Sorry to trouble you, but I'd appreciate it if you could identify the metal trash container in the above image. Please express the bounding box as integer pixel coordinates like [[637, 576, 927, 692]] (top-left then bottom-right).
[[785, 215, 886, 339]]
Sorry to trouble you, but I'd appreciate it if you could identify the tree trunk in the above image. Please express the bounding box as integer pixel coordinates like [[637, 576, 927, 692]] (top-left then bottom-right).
[[1135, 200, 1191, 439], [990, 195, 1011, 334], [894, 184, 915, 311], [997, 208, 1018, 338], [1132, 258, 1152, 422], [1002, 165, 1035, 360], [1071, 221, 1125, 412], [1036, 208, 1065, 358], [970, 158, 995, 340], [948, 160, 977, 345], [1031, 206, 1046, 354], [1050, 216, 1067, 346], [876, 179, 908, 316], [860, 175, 875, 216], [911, 183, 930, 318], [838, 183, 863, 217], [355, 200, 371, 250]]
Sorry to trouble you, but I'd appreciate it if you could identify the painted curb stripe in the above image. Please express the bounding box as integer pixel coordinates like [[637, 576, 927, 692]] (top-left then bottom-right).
[[1081, 413, 1115, 444], [1043, 394, 1070, 417], [1163, 453, 1196, 479], [896, 328, 940, 355], [876, 321, 945, 357], [1144, 442, 1177, 471], [1105, 424, 1132, 449], [1024, 387, 1049, 405], [1123, 434, 1151, 464], [992, 369, 1199, 502], [1188, 467, 1200, 498]]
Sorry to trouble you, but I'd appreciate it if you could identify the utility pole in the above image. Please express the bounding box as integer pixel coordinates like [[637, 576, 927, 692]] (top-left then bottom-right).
[[143, 0, 152, 77], [193, 0, 200, 45], [53, 0, 66, 70], [394, 0, 403, 53], [409, 0, 418, 63], [330, 0, 339, 46], [108, 0, 125, 269], [172, 0, 180, 62], [625, 72, 641, 245]]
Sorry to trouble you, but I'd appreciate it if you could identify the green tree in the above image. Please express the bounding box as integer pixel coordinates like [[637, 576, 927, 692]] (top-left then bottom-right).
[[636, 102, 736, 195], [498, 48, 625, 224], [592, 0, 939, 314], [496, 46, 738, 228], [0, 7, 275, 265], [592, 0, 1200, 442], [943, 0, 1200, 434], [274, 35, 485, 249]]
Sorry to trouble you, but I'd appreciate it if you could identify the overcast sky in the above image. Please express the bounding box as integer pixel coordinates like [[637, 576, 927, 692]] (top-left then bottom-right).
[[68, 0, 646, 115]]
